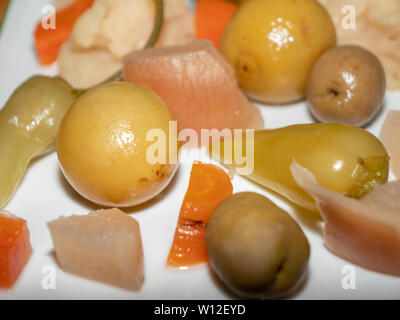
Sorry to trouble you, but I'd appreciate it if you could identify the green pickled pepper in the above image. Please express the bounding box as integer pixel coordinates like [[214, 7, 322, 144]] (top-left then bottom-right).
[[0, 76, 77, 208], [210, 123, 390, 213]]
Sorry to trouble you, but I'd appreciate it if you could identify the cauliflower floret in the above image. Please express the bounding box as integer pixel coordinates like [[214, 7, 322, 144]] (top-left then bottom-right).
[[102, 0, 155, 58], [367, 0, 400, 32], [156, 0, 195, 47], [58, 40, 121, 89], [71, 0, 155, 59], [70, 0, 112, 50], [59, 0, 195, 89]]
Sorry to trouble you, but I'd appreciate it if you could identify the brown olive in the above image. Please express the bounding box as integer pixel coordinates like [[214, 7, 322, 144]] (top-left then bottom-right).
[[206, 192, 310, 299], [306, 45, 385, 127]]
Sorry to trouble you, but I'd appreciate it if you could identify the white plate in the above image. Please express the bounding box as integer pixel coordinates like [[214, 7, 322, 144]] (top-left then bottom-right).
[[0, 0, 400, 300]]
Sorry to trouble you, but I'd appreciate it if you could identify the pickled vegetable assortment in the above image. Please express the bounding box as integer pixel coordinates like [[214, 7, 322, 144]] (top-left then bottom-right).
[[2, 0, 400, 299]]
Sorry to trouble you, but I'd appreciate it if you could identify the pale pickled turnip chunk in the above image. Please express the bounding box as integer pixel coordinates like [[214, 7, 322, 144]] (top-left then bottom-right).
[[123, 40, 264, 147], [380, 110, 400, 179], [48, 208, 144, 290], [290, 161, 400, 277]]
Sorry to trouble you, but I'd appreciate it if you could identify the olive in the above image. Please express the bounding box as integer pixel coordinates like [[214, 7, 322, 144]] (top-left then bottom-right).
[[306, 45, 386, 127], [57, 82, 178, 207], [206, 192, 310, 299]]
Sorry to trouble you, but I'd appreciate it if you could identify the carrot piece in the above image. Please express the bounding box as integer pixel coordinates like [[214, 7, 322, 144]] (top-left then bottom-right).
[[34, 0, 94, 65], [195, 0, 238, 49], [0, 211, 32, 288], [167, 162, 233, 267], [0, 0, 9, 35], [168, 224, 209, 268]]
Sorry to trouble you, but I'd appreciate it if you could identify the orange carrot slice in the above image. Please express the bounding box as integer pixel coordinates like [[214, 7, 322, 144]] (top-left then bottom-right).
[[195, 0, 238, 49], [167, 162, 233, 268], [34, 0, 94, 65], [0, 211, 32, 288]]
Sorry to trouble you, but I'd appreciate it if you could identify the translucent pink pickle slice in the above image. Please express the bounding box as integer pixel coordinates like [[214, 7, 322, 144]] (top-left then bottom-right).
[[122, 40, 264, 147], [380, 110, 400, 179], [290, 161, 400, 277], [48, 208, 144, 290]]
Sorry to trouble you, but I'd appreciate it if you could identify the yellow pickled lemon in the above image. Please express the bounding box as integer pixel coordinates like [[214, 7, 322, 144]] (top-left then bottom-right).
[[57, 82, 178, 207], [221, 0, 336, 104]]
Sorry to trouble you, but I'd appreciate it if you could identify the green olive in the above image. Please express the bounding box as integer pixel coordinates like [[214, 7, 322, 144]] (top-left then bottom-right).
[[206, 192, 310, 299]]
